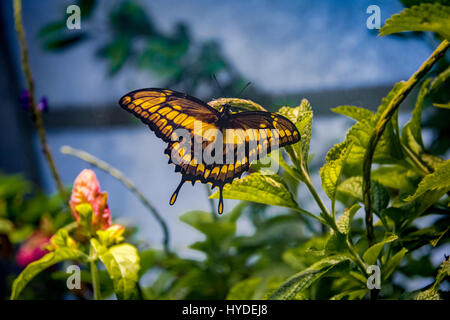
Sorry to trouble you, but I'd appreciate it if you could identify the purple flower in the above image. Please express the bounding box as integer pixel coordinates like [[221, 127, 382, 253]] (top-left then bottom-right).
[[19, 90, 49, 112], [37, 97, 49, 112]]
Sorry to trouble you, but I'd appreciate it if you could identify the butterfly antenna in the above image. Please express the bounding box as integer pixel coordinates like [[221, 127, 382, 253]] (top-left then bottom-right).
[[212, 74, 223, 95], [237, 81, 252, 97], [170, 178, 185, 205]]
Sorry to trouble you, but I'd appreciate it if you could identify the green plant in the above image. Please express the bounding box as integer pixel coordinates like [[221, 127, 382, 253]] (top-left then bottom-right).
[[7, 2, 450, 300]]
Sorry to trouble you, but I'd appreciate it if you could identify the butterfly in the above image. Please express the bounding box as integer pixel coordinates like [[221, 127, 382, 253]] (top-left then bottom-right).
[[118, 88, 300, 214]]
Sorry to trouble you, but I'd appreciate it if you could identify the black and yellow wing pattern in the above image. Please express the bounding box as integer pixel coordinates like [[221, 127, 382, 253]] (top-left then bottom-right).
[[119, 88, 300, 214]]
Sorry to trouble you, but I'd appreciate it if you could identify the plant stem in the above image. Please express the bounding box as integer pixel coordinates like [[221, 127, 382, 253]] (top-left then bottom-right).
[[346, 238, 368, 277], [60, 145, 171, 253], [89, 245, 101, 300], [362, 39, 449, 247], [13, 0, 66, 200], [285, 145, 369, 278]]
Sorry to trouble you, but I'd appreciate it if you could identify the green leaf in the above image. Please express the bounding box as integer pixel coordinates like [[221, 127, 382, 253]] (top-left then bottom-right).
[[179, 210, 236, 240], [342, 83, 405, 165], [401, 78, 431, 155], [269, 255, 350, 300], [336, 204, 361, 235], [282, 237, 328, 271], [210, 173, 299, 210], [75, 203, 94, 236], [371, 181, 390, 214], [330, 289, 368, 300], [320, 140, 353, 208], [380, 3, 450, 40], [97, 36, 131, 74], [326, 204, 361, 254], [405, 160, 450, 214], [96, 225, 125, 247], [337, 176, 363, 201], [420, 153, 445, 172], [91, 239, 140, 300], [430, 65, 450, 92], [208, 98, 266, 112], [433, 102, 450, 109], [0, 218, 13, 234], [382, 248, 408, 281], [10, 247, 85, 299], [415, 258, 450, 300], [226, 278, 262, 300], [331, 105, 374, 122], [278, 99, 313, 163], [325, 232, 347, 254], [337, 177, 388, 212], [46, 228, 77, 250], [363, 234, 398, 265], [415, 289, 441, 300], [371, 165, 419, 192]]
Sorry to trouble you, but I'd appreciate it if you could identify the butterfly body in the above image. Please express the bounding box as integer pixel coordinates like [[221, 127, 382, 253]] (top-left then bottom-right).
[[119, 88, 300, 214]]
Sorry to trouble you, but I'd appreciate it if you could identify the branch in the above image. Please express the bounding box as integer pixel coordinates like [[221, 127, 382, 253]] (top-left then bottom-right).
[[362, 39, 449, 247], [13, 0, 66, 199], [60, 146, 171, 253]]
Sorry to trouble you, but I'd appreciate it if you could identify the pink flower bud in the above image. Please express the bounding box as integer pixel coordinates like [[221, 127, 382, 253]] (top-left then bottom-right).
[[69, 169, 112, 231]]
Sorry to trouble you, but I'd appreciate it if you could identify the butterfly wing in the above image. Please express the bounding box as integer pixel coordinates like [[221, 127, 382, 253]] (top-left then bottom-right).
[[227, 111, 301, 160], [118, 88, 220, 143], [119, 88, 226, 210]]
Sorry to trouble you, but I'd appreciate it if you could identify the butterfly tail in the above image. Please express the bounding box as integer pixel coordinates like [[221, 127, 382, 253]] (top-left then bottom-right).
[[170, 179, 185, 205], [218, 187, 224, 214]]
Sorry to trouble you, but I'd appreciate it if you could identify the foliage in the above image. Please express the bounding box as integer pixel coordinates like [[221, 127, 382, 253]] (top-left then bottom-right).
[[5, 1, 450, 300], [38, 0, 245, 96]]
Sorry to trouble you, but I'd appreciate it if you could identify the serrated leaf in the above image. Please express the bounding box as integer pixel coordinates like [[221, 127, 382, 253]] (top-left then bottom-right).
[[336, 204, 361, 235], [371, 165, 420, 192], [401, 78, 431, 155], [269, 255, 350, 300], [415, 288, 441, 300], [430, 65, 450, 92], [343, 82, 404, 165], [210, 173, 299, 210], [380, 3, 450, 40], [371, 181, 390, 214], [405, 160, 450, 214], [10, 247, 85, 299], [382, 248, 408, 281], [226, 278, 262, 300], [330, 289, 368, 300], [208, 98, 266, 112], [92, 239, 140, 300], [363, 234, 398, 265], [415, 258, 450, 300], [278, 99, 313, 162], [331, 105, 374, 122], [337, 176, 363, 201], [337, 176, 390, 214], [320, 141, 353, 208], [325, 232, 347, 254], [421, 153, 445, 172]]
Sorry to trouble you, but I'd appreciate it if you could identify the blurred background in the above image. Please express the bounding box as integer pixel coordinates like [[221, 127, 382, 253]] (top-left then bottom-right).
[[0, 0, 449, 298]]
